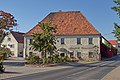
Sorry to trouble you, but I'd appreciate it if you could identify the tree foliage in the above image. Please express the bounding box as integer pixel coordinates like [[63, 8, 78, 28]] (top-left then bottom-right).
[[31, 22, 57, 57], [112, 0, 120, 17], [0, 10, 17, 43], [112, 0, 120, 40], [0, 47, 11, 59], [0, 10, 17, 30]]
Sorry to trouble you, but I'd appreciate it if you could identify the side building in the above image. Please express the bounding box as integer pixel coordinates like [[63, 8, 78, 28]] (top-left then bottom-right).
[[24, 11, 116, 61], [1, 31, 24, 57]]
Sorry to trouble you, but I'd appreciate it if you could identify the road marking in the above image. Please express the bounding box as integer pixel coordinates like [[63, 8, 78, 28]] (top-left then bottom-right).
[[70, 67, 97, 76], [67, 61, 118, 78]]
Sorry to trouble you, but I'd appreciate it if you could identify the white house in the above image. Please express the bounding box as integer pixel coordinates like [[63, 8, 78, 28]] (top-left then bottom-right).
[[1, 31, 24, 57], [24, 11, 104, 61]]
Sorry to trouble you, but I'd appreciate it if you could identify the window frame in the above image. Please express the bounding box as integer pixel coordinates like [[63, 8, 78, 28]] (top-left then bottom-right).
[[61, 38, 64, 44], [29, 39, 33, 44], [89, 52, 94, 58], [77, 52, 81, 58], [8, 37, 11, 41], [89, 38, 93, 44], [77, 38, 81, 45]]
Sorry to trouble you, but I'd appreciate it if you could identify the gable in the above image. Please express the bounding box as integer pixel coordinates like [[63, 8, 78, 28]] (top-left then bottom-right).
[[1, 32, 18, 45], [11, 31, 24, 43]]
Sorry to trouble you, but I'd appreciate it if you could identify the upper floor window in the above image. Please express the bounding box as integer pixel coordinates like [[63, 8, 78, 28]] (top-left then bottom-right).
[[29, 39, 33, 44], [61, 38, 64, 44], [77, 38, 81, 44], [89, 38, 93, 44], [8, 38, 11, 41]]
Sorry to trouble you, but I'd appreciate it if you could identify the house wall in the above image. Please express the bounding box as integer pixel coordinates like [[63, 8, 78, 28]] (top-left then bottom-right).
[[100, 37, 117, 58], [1, 33, 18, 57], [55, 35, 101, 61], [24, 35, 101, 61], [117, 41, 120, 54]]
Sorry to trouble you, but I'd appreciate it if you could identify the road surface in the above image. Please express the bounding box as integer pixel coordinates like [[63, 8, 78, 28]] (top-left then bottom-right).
[[4, 55, 120, 80]]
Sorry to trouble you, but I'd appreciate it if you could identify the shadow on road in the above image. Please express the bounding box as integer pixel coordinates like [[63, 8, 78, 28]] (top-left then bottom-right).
[[0, 71, 21, 74], [52, 55, 120, 68]]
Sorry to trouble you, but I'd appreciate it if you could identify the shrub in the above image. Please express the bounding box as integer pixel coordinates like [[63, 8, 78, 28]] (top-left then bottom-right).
[[27, 53, 41, 64], [0, 47, 11, 59]]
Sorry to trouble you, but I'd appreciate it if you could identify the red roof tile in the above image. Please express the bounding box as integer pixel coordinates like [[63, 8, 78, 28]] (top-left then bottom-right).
[[25, 11, 100, 36], [108, 40, 117, 45]]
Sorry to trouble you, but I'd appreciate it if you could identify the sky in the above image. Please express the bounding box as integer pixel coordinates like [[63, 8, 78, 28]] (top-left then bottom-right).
[[0, 0, 119, 40]]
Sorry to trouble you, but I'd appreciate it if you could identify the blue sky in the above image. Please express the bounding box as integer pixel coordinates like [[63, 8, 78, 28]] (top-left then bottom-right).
[[0, 0, 119, 40]]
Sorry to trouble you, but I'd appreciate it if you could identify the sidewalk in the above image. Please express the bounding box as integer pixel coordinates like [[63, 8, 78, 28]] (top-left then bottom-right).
[[102, 54, 120, 80], [102, 66, 120, 80]]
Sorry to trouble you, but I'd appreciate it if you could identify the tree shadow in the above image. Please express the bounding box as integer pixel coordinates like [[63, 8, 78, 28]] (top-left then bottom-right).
[[0, 71, 21, 74], [51, 55, 120, 68]]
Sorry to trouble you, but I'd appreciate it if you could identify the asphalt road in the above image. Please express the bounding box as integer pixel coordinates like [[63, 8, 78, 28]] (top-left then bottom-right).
[[4, 55, 120, 80]]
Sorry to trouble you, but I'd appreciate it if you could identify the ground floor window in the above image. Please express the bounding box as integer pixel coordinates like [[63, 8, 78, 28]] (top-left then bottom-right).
[[70, 52, 74, 58], [29, 52, 33, 56], [10, 51, 14, 56], [77, 52, 81, 59], [89, 52, 94, 58], [60, 53, 65, 57]]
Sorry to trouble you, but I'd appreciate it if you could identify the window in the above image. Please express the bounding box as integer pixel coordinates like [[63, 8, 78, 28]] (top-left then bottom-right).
[[77, 38, 81, 44], [29, 39, 33, 44], [89, 38, 93, 44], [8, 38, 11, 41], [118, 43, 120, 47], [61, 38, 64, 44], [60, 53, 65, 57], [8, 44, 14, 48], [2, 45, 7, 47], [89, 52, 94, 58], [11, 51, 14, 56], [70, 52, 74, 58], [29, 52, 33, 55], [77, 52, 81, 58]]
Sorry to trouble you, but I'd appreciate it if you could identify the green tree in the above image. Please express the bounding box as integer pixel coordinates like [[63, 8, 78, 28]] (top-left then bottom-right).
[[112, 0, 120, 40], [31, 22, 57, 58]]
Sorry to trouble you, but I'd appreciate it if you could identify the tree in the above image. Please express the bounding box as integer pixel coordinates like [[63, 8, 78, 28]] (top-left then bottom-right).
[[0, 10, 17, 42], [112, 0, 120, 40], [31, 22, 57, 58]]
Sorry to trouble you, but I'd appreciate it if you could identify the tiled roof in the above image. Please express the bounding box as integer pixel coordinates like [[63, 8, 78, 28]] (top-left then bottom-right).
[[25, 11, 100, 36], [108, 40, 117, 45], [11, 31, 24, 43]]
